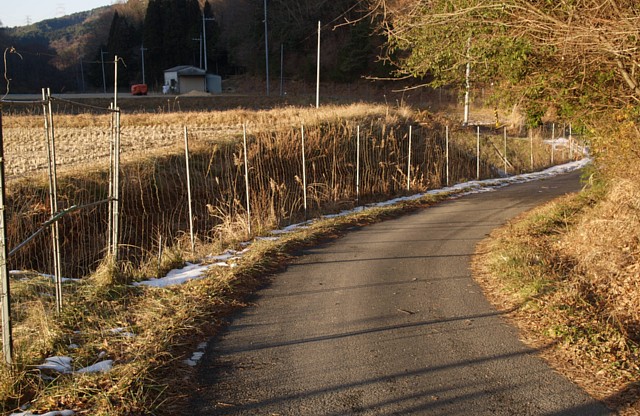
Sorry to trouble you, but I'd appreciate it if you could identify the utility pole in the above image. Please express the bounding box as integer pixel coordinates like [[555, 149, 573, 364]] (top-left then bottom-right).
[[140, 45, 147, 84], [202, 12, 215, 73], [192, 36, 203, 68], [101, 49, 108, 94], [264, 0, 269, 96], [79, 56, 85, 92]]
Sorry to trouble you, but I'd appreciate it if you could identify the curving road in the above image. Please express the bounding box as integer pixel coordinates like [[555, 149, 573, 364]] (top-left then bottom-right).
[[190, 170, 611, 415]]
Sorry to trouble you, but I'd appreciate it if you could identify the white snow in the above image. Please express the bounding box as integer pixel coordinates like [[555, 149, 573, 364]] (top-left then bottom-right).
[[75, 360, 113, 374], [36, 356, 73, 374], [36, 356, 113, 375], [131, 158, 589, 289], [183, 341, 208, 367], [133, 262, 210, 288], [108, 327, 136, 338], [13, 158, 590, 294], [9, 271, 80, 283], [10, 410, 75, 416]]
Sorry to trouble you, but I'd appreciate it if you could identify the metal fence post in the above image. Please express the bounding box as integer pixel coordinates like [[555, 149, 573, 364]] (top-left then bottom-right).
[[476, 126, 480, 180], [356, 125, 360, 205], [184, 126, 195, 252], [446, 125, 449, 186], [243, 124, 252, 237], [301, 123, 308, 216], [109, 104, 121, 261], [0, 108, 13, 365], [43, 89, 63, 313], [551, 123, 555, 164], [316, 21, 321, 108], [406, 125, 412, 191], [112, 57, 121, 261]]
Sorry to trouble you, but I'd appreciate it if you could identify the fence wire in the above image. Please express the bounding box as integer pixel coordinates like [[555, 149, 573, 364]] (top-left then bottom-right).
[[0, 103, 576, 280], [2, 98, 113, 278]]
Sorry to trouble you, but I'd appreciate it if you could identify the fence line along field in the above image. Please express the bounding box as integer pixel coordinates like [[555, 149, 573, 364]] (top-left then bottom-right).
[[2, 101, 570, 280]]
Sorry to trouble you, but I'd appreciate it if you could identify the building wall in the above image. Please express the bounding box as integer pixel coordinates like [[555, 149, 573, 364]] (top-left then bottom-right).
[[164, 72, 178, 89], [179, 76, 205, 94]]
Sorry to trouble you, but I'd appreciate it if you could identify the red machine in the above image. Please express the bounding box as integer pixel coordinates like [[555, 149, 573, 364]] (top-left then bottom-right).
[[131, 84, 148, 95]]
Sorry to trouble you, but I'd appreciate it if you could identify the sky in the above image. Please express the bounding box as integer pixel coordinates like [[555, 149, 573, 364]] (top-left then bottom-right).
[[2, 0, 114, 28]]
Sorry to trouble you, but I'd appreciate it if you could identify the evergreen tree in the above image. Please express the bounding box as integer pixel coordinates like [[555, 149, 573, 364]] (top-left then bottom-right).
[[142, 0, 203, 86], [106, 11, 139, 87], [142, 0, 165, 86]]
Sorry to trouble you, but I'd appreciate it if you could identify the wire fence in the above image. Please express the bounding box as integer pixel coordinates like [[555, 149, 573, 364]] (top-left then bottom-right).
[[2, 96, 113, 282], [0, 100, 582, 282]]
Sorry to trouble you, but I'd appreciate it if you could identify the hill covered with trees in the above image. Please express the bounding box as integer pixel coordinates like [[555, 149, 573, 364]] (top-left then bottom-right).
[[0, 0, 386, 93]]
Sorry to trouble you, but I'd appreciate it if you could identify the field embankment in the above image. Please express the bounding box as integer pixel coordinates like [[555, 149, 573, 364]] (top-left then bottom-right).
[[2, 102, 564, 278]]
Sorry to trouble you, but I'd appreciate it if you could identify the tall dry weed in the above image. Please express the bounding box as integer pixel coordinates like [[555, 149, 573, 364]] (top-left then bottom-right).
[[558, 178, 640, 341]]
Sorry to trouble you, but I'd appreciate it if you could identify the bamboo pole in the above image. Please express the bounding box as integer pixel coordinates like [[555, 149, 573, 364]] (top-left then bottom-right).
[[44, 89, 62, 313]]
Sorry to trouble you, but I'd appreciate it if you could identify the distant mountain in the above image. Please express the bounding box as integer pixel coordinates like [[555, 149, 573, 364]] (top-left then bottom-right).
[[0, 6, 115, 93], [6, 7, 113, 71]]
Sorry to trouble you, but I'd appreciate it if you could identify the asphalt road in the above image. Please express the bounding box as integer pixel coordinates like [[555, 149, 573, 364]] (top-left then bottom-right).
[[190, 170, 612, 415]]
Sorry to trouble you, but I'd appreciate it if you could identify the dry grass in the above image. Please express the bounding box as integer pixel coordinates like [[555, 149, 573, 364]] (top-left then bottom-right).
[[0, 187, 452, 415], [2, 103, 400, 179], [474, 181, 640, 415], [558, 178, 640, 356]]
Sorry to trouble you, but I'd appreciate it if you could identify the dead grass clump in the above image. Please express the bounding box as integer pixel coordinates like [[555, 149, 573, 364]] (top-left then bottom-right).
[[506, 104, 527, 135], [558, 178, 640, 343], [90, 256, 122, 287]]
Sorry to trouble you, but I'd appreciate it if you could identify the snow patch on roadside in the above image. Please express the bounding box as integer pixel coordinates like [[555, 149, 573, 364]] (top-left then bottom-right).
[[133, 158, 589, 290]]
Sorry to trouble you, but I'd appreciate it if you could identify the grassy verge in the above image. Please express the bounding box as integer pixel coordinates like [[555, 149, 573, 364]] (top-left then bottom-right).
[[473, 179, 640, 415]]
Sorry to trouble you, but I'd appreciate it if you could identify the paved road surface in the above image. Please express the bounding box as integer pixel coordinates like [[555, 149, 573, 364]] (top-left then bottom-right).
[[190, 170, 611, 415]]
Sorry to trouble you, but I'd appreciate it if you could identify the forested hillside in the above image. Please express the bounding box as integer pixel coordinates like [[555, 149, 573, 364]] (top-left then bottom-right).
[[0, 0, 385, 93]]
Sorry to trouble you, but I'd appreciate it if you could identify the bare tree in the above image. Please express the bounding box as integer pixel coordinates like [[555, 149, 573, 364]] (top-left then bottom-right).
[[363, 0, 640, 119]]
